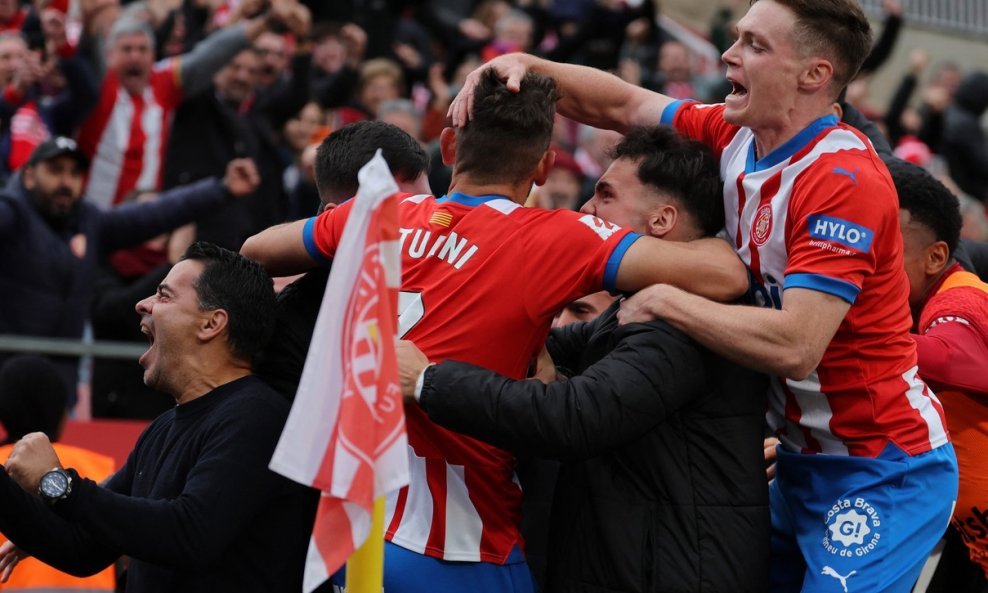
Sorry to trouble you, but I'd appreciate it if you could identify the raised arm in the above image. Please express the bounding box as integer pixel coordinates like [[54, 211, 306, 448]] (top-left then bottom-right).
[[177, 18, 266, 98], [449, 52, 673, 135]]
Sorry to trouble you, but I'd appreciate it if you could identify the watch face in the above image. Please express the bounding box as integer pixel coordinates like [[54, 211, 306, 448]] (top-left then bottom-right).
[[40, 471, 68, 498]]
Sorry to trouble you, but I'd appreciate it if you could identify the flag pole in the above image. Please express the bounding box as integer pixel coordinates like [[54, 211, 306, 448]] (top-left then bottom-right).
[[345, 496, 386, 592]]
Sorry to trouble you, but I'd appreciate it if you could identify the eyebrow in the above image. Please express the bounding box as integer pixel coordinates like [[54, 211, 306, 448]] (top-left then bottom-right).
[[595, 179, 614, 194], [157, 283, 173, 297]]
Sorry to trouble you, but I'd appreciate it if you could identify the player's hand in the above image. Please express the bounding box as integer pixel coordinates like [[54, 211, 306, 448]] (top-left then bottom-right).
[[397, 340, 431, 400], [617, 283, 680, 325], [448, 53, 531, 127], [5, 433, 61, 494], [0, 540, 28, 583], [531, 346, 557, 384], [764, 437, 780, 482], [223, 158, 261, 198]]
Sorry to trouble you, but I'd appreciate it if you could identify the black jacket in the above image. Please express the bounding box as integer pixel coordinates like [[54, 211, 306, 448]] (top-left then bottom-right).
[[418, 302, 770, 593], [943, 72, 988, 203]]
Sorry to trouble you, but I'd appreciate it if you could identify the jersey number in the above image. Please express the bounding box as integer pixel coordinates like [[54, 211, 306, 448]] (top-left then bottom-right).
[[398, 291, 425, 339]]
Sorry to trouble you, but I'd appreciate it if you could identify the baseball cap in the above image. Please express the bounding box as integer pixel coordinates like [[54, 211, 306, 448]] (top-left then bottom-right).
[[27, 137, 89, 169]]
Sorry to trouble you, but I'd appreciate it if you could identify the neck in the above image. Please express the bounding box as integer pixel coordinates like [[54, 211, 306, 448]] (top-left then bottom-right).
[[447, 173, 533, 205], [752, 101, 834, 158], [173, 356, 252, 405]]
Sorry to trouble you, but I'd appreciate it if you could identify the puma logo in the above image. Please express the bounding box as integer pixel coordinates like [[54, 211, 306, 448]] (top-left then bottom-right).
[[822, 566, 856, 592], [833, 167, 859, 186]]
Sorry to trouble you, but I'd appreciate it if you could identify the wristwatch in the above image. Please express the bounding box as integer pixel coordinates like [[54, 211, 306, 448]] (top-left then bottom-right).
[[38, 467, 72, 505]]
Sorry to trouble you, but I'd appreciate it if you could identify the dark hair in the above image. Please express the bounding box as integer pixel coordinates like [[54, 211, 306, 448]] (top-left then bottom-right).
[[752, 0, 872, 93], [611, 126, 725, 237], [455, 69, 557, 185], [314, 121, 429, 204], [181, 242, 277, 363], [886, 158, 962, 256], [0, 356, 68, 443]]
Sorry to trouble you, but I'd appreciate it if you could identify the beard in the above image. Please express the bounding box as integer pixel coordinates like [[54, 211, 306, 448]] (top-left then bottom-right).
[[33, 186, 79, 226]]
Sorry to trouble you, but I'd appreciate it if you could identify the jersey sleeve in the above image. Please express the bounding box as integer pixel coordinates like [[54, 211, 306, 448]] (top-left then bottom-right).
[[783, 156, 893, 304], [661, 100, 740, 157], [152, 58, 183, 107], [302, 199, 355, 265], [915, 286, 988, 396], [523, 210, 639, 319]]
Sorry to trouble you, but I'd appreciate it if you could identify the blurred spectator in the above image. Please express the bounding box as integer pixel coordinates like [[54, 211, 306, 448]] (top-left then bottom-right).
[[0, 0, 28, 33], [281, 101, 326, 220], [546, 0, 657, 72], [482, 8, 533, 62], [573, 124, 621, 204], [0, 19, 99, 177], [311, 22, 365, 110], [942, 71, 988, 204], [625, 40, 722, 103], [377, 98, 423, 142], [0, 137, 260, 400], [353, 57, 403, 120], [532, 147, 583, 211], [76, 14, 270, 209]]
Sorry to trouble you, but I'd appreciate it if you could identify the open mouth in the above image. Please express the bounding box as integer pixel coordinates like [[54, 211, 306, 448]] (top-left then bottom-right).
[[729, 78, 748, 98], [139, 321, 155, 366]]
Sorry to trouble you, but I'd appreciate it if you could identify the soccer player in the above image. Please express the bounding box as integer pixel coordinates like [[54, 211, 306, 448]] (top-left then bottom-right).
[[241, 71, 746, 592], [449, 1, 957, 591], [893, 159, 988, 579]]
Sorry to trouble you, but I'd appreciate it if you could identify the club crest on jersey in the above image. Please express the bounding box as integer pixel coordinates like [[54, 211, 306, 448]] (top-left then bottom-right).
[[751, 204, 773, 246], [578, 214, 621, 240], [822, 497, 882, 559], [807, 215, 874, 253]]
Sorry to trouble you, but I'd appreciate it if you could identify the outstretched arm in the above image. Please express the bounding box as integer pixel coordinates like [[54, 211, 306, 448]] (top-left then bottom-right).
[[240, 219, 314, 275], [614, 236, 750, 303], [619, 285, 849, 380], [449, 52, 673, 135]]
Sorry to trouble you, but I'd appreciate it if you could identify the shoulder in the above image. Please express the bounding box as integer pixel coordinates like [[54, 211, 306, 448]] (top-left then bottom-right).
[[922, 280, 988, 335], [215, 377, 290, 421]]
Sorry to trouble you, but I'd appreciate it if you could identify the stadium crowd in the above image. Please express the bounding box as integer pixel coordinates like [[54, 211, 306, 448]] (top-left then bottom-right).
[[0, 0, 987, 591]]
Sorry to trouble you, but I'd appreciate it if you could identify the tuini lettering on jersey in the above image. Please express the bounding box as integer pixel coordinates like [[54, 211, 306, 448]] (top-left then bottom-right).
[[807, 215, 874, 253], [398, 227, 479, 270]]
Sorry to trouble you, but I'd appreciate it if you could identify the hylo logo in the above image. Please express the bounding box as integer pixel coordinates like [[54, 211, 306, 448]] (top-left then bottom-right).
[[807, 215, 874, 253]]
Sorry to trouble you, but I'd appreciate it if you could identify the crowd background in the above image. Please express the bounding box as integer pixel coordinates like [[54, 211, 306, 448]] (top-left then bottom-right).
[[0, 0, 986, 589]]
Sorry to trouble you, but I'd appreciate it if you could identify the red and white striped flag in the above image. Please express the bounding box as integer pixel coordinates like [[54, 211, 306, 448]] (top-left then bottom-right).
[[269, 150, 409, 592]]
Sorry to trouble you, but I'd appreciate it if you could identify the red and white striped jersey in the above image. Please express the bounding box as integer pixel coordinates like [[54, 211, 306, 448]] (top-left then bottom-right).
[[305, 191, 638, 563], [77, 59, 182, 209], [663, 100, 950, 458]]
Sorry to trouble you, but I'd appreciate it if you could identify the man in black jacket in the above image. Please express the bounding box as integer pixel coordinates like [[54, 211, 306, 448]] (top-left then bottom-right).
[[398, 127, 770, 593], [0, 242, 318, 593]]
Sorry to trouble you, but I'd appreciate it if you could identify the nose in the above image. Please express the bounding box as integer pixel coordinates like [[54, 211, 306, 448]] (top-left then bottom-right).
[[579, 198, 596, 215], [135, 295, 153, 315], [722, 39, 740, 67]]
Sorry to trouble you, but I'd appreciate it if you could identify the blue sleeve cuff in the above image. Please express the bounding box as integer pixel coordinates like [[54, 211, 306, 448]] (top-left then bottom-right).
[[302, 217, 333, 268], [785, 273, 860, 304], [603, 232, 642, 293], [660, 100, 685, 126]]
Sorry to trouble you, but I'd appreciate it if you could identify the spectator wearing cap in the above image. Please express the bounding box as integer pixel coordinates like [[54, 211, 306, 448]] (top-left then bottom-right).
[[0, 137, 261, 401]]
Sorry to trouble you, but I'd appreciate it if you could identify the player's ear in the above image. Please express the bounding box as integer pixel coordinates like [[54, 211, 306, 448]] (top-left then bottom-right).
[[925, 241, 950, 276], [439, 127, 457, 167], [198, 308, 229, 344], [799, 58, 833, 94], [647, 203, 677, 238], [533, 150, 556, 187]]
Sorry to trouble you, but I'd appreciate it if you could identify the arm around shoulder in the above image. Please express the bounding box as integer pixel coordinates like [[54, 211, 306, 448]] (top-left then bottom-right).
[[615, 236, 749, 302], [241, 219, 316, 276]]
